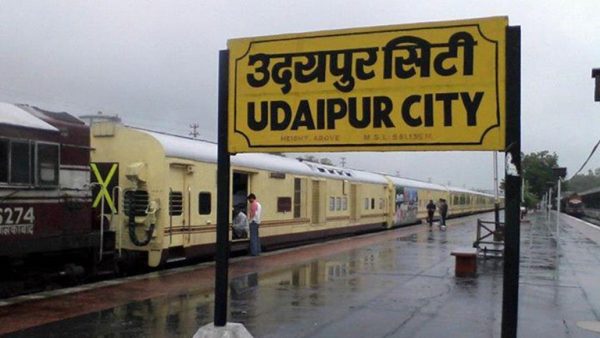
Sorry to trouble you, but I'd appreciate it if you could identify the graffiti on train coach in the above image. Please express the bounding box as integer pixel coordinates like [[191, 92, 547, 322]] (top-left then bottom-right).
[[394, 186, 418, 225]]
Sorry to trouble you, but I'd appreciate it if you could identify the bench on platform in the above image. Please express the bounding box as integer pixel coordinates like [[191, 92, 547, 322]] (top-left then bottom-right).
[[451, 247, 478, 277]]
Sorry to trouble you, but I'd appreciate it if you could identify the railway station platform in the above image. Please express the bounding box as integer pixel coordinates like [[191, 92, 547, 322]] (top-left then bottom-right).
[[2, 211, 600, 337]]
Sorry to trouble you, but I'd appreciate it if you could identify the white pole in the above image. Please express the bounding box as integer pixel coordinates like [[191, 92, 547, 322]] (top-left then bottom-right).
[[493, 152, 500, 227], [493, 152, 499, 200], [100, 195, 105, 262], [521, 170, 525, 204], [556, 178, 561, 248], [547, 187, 552, 220]]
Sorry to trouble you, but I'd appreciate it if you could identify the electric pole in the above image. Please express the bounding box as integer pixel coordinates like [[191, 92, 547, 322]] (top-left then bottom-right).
[[189, 123, 200, 138]]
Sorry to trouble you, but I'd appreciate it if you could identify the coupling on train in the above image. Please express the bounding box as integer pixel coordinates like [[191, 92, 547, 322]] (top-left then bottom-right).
[[0, 103, 501, 284]]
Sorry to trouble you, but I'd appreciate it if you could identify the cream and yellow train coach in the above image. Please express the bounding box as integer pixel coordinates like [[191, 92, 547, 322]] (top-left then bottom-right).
[[91, 121, 394, 267], [387, 177, 499, 227], [91, 120, 499, 268]]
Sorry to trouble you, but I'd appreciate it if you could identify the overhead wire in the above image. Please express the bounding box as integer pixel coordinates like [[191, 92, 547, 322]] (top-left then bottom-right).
[[569, 138, 600, 179]]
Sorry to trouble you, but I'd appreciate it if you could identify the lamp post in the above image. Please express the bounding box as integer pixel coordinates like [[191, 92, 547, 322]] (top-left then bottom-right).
[[546, 181, 554, 220], [552, 167, 567, 249], [493, 152, 500, 229], [592, 68, 600, 102]]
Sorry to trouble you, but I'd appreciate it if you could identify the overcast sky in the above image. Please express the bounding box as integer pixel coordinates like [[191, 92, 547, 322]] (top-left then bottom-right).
[[1, 1, 599, 190]]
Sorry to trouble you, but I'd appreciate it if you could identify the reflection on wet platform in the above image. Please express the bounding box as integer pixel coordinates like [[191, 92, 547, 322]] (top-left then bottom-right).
[[7, 212, 600, 337]]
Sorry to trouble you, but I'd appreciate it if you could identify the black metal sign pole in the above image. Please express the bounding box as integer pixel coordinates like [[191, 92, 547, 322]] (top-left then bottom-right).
[[501, 26, 521, 338], [214, 49, 230, 327]]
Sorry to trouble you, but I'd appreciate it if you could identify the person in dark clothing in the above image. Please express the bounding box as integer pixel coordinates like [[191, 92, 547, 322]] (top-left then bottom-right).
[[426, 200, 436, 227], [439, 198, 448, 229]]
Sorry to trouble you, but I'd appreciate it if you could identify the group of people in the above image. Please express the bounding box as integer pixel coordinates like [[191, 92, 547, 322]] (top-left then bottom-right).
[[232, 193, 262, 256], [426, 198, 448, 230], [234, 194, 447, 257]]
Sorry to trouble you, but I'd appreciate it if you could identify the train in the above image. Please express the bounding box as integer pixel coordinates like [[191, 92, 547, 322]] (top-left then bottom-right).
[[562, 193, 584, 217], [0, 103, 501, 294], [562, 188, 600, 222]]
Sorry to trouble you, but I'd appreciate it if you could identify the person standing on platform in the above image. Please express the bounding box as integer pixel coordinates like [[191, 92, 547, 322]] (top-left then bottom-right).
[[426, 200, 436, 228], [439, 198, 448, 230], [247, 193, 262, 256]]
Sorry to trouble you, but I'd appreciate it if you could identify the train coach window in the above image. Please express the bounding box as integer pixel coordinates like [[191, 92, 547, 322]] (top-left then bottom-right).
[[10, 141, 31, 184], [37, 143, 59, 186], [371, 198, 375, 210], [124, 190, 149, 216], [293, 178, 302, 218], [198, 192, 211, 215], [169, 191, 183, 216], [277, 197, 292, 213], [0, 139, 7, 182], [336, 197, 341, 211], [329, 197, 335, 211], [364, 198, 369, 210], [342, 197, 348, 210]]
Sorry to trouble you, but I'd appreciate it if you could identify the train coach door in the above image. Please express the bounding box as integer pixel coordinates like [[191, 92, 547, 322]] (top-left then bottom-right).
[[232, 172, 249, 213], [168, 164, 190, 247], [311, 180, 324, 225], [350, 184, 359, 223]]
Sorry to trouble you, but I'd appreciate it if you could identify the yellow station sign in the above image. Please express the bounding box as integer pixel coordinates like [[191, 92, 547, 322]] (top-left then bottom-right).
[[227, 17, 507, 153]]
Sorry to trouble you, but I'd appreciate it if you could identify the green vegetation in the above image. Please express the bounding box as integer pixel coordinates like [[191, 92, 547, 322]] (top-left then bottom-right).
[[565, 168, 600, 193], [522, 151, 560, 198]]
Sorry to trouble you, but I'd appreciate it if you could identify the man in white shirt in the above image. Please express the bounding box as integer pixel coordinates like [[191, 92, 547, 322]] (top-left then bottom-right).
[[232, 207, 249, 239], [247, 193, 262, 256]]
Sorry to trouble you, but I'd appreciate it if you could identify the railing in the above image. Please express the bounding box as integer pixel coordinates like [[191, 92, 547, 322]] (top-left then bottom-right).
[[473, 219, 505, 257]]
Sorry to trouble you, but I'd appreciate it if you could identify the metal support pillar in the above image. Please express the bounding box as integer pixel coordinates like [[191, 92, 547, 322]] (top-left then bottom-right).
[[501, 25, 521, 338], [214, 50, 230, 327]]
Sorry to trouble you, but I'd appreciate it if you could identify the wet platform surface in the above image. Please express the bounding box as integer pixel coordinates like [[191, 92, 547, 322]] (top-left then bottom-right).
[[2, 211, 600, 337]]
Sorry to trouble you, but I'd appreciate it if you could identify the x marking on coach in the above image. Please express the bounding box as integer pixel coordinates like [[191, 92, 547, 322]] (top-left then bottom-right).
[[91, 163, 118, 213]]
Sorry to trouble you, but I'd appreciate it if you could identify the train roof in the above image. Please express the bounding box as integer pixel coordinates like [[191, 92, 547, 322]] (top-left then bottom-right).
[[448, 186, 494, 197], [387, 176, 448, 191], [0, 102, 58, 131], [302, 162, 389, 184], [386, 176, 495, 197], [130, 126, 500, 192], [138, 128, 390, 184], [579, 186, 600, 196], [143, 129, 313, 176]]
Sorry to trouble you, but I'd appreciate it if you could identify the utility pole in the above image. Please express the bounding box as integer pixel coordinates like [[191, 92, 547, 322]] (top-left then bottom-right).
[[552, 167, 567, 251], [493, 151, 500, 227], [189, 123, 200, 138], [592, 68, 600, 102]]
